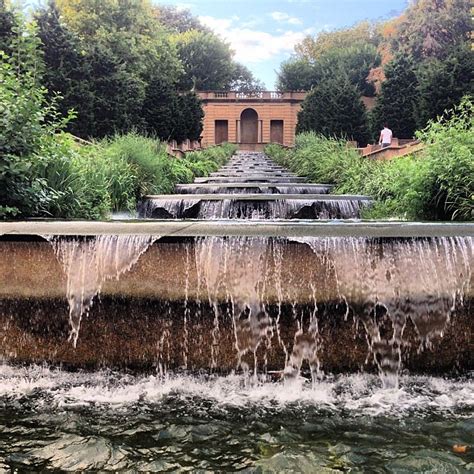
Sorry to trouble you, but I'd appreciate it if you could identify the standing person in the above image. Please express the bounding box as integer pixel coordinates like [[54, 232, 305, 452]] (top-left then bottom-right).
[[379, 124, 393, 148]]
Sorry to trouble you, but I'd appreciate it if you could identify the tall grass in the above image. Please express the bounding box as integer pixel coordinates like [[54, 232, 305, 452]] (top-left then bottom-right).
[[33, 133, 237, 218], [265, 98, 473, 221]]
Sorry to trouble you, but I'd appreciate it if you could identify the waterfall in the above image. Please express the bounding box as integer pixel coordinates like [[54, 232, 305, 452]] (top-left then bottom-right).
[[187, 236, 472, 385], [292, 236, 473, 387], [47, 235, 158, 347], [139, 197, 369, 219]]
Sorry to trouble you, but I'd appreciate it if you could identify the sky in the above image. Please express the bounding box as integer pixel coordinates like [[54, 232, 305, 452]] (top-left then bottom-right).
[[158, 0, 408, 89]]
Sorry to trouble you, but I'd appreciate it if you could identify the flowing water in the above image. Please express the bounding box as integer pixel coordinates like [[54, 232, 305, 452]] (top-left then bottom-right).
[[2, 150, 473, 471], [1, 365, 473, 472], [139, 198, 369, 219]]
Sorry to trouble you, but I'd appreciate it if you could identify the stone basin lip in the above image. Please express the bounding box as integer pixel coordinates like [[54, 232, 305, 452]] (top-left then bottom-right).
[[142, 193, 370, 201], [1, 220, 473, 238], [175, 183, 335, 189], [194, 177, 307, 183]]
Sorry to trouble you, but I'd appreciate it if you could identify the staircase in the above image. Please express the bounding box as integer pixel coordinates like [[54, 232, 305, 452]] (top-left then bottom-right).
[[138, 151, 371, 219]]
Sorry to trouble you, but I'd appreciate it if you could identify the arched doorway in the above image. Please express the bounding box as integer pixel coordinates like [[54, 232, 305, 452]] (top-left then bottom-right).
[[240, 108, 258, 143]]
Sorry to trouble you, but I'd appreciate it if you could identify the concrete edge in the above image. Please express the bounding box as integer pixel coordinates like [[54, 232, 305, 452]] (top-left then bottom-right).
[[141, 194, 371, 201], [1, 220, 473, 238]]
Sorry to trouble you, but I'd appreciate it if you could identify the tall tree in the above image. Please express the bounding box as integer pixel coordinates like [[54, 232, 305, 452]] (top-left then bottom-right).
[[393, 0, 471, 60], [0, 0, 15, 55], [153, 5, 208, 33], [372, 54, 419, 138], [141, 79, 179, 141], [230, 63, 265, 93], [297, 74, 369, 145], [175, 92, 204, 142], [296, 21, 378, 61], [416, 45, 474, 128], [36, 2, 94, 138], [277, 58, 316, 91], [52, 0, 183, 137], [173, 29, 235, 91]]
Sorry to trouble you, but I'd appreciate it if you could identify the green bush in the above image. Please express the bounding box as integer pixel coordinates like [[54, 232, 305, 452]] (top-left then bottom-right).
[[265, 98, 473, 221]]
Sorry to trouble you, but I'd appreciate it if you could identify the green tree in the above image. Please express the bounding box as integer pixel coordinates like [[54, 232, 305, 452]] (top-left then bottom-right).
[[153, 5, 208, 33], [36, 2, 94, 138], [230, 63, 265, 93], [316, 44, 380, 96], [54, 0, 182, 137], [0, 0, 15, 55], [296, 21, 378, 60], [372, 54, 419, 138], [173, 29, 235, 90], [296, 74, 369, 145], [276, 58, 316, 91], [277, 43, 379, 95], [176, 92, 204, 141], [416, 45, 474, 128], [142, 79, 179, 141], [394, 0, 471, 61], [0, 13, 70, 217]]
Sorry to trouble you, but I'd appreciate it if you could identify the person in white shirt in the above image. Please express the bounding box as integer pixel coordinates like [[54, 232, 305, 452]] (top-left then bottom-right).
[[379, 124, 393, 147]]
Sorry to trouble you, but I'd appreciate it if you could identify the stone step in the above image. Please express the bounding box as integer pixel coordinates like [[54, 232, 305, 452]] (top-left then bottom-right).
[[144, 193, 368, 201], [194, 176, 307, 183], [175, 183, 334, 194], [210, 172, 297, 177], [139, 194, 372, 219]]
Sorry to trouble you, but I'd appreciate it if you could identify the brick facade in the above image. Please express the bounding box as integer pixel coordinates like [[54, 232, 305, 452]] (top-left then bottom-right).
[[197, 91, 307, 150]]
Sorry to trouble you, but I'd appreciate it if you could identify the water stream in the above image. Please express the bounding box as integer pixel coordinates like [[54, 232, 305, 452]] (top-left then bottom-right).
[[2, 151, 472, 471]]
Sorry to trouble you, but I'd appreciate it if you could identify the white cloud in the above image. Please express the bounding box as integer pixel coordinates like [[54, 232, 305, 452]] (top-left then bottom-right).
[[270, 11, 303, 25], [199, 15, 308, 63]]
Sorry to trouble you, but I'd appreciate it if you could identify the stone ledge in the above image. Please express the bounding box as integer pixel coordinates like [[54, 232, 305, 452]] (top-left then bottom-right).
[[1, 220, 473, 238]]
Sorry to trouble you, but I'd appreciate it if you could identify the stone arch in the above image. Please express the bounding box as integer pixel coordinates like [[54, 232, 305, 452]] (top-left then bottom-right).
[[240, 108, 258, 143]]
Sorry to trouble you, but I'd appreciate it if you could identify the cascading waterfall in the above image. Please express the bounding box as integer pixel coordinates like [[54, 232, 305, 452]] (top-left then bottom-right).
[[140, 198, 369, 219], [48, 235, 158, 347], [183, 236, 472, 386]]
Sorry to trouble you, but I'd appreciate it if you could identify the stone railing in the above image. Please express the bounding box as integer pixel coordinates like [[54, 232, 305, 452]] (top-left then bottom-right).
[[166, 139, 201, 158], [197, 91, 307, 101]]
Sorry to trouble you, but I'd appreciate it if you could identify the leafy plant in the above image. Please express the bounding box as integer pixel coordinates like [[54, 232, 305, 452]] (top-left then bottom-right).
[[265, 98, 473, 222]]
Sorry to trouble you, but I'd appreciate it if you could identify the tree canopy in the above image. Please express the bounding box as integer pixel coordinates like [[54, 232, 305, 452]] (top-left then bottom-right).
[[282, 0, 473, 140], [297, 74, 369, 145]]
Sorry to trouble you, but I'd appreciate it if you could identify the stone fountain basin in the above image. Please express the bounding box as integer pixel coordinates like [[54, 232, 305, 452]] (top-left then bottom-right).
[[0, 220, 472, 372], [1, 220, 472, 303]]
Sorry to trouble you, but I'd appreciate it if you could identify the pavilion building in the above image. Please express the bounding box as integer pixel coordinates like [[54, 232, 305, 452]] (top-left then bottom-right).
[[197, 91, 307, 151]]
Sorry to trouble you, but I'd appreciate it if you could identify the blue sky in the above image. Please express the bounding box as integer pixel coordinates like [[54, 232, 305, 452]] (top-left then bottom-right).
[[159, 0, 408, 88]]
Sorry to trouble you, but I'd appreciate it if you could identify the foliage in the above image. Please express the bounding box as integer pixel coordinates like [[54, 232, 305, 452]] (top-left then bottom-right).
[[35, 3, 94, 138], [278, 42, 379, 96], [230, 63, 266, 93], [0, 13, 71, 219], [98, 135, 237, 212], [415, 97, 473, 220], [393, 0, 471, 61], [173, 29, 235, 91], [297, 75, 369, 145], [0, 0, 15, 55], [51, 0, 183, 138], [276, 58, 315, 91], [295, 21, 378, 60], [176, 92, 204, 142], [266, 98, 473, 221], [154, 5, 209, 33], [371, 54, 419, 139], [415, 45, 474, 129]]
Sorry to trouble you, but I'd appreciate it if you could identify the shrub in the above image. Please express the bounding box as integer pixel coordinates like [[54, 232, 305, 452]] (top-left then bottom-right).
[[265, 98, 473, 222]]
